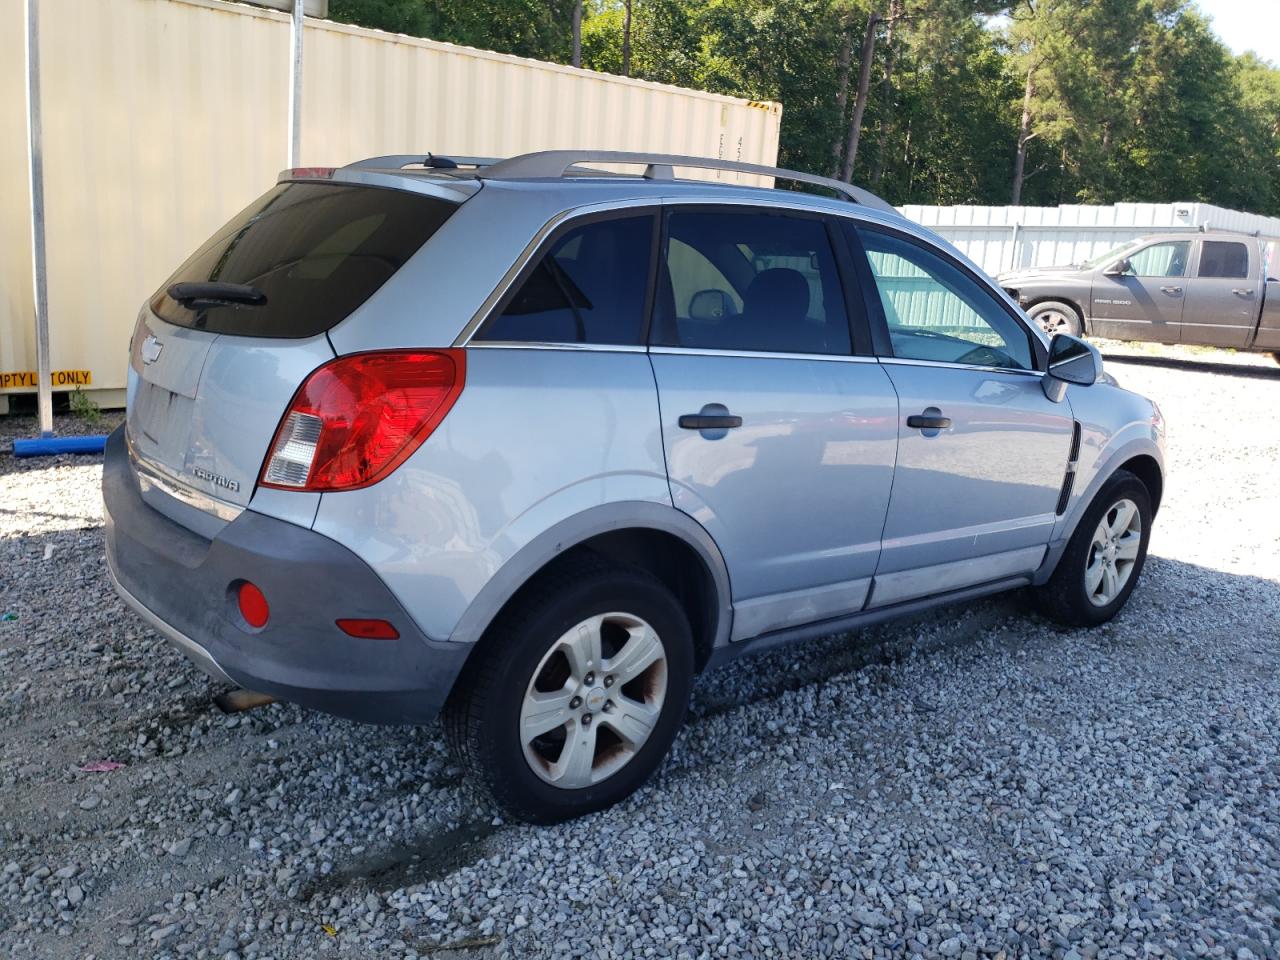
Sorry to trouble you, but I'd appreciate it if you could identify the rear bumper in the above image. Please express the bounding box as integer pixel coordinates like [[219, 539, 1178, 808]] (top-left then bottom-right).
[[102, 426, 472, 724]]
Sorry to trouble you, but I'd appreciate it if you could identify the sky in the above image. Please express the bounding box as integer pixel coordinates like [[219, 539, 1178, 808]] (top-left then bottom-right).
[[1195, 0, 1280, 64]]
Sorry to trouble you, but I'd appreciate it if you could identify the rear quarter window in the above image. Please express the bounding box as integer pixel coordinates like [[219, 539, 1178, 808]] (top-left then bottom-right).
[[150, 182, 458, 338]]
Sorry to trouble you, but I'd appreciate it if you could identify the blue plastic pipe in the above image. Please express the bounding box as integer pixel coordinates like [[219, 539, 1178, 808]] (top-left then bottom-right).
[[13, 435, 108, 458]]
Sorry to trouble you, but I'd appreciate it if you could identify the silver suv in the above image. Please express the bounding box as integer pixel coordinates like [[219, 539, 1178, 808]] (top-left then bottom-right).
[[104, 151, 1166, 822]]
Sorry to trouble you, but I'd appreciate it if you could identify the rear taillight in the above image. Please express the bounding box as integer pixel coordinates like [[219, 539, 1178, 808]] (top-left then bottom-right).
[[260, 350, 465, 492]]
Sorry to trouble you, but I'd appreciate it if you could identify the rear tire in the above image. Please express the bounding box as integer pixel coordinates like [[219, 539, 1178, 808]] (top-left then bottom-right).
[[442, 555, 694, 824], [1029, 300, 1083, 338], [1033, 469, 1152, 627]]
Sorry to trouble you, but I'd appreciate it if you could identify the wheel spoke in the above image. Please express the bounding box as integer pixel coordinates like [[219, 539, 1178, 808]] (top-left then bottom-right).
[[606, 624, 664, 685], [560, 616, 603, 681], [553, 722, 597, 787], [602, 698, 660, 748], [1109, 500, 1136, 537], [1115, 533, 1141, 562], [521, 688, 576, 741], [1101, 564, 1119, 601], [1085, 554, 1105, 594]]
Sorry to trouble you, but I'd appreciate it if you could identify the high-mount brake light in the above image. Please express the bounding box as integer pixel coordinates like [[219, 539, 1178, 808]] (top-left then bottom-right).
[[260, 350, 465, 493], [283, 167, 337, 180]]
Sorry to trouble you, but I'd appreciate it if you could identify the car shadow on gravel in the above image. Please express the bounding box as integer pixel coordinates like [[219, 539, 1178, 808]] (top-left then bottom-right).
[[1104, 353, 1280, 380]]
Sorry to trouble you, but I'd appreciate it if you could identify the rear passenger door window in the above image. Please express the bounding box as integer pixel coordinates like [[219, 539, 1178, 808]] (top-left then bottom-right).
[[854, 225, 1033, 370], [653, 209, 852, 356], [477, 214, 654, 345], [1198, 241, 1249, 279]]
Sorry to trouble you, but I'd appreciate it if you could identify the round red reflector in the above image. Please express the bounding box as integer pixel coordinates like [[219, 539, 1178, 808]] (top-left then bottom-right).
[[238, 582, 270, 629]]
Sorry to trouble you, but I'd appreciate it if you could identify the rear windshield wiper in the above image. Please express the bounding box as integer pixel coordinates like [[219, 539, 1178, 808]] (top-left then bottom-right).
[[167, 281, 266, 308]]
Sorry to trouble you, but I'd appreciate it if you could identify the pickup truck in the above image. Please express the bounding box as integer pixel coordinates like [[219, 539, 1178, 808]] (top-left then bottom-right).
[[998, 231, 1280, 361]]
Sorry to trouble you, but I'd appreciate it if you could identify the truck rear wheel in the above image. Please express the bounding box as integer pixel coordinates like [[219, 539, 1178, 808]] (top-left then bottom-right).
[[1029, 301, 1083, 338]]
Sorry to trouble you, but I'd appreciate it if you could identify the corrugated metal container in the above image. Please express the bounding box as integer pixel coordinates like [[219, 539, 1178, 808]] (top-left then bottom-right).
[[901, 201, 1280, 277], [0, 0, 781, 403]]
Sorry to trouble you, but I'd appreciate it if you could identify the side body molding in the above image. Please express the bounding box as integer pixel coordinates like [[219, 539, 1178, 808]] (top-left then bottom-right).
[[447, 501, 735, 652]]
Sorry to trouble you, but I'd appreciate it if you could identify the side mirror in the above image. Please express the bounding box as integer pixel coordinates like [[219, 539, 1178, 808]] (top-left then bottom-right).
[[1104, 258, 1132, 277], [1042, 333, 1101, 403]]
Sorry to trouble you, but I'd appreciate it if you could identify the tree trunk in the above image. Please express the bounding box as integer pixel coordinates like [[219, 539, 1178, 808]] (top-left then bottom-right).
[[1011, 66, 1036, 205], [829, 22, 855, 176], [871, 0, 903, 187], [840, 13, 881, 184], [571, 0, 582, 69], [622, 0, 632, 77]]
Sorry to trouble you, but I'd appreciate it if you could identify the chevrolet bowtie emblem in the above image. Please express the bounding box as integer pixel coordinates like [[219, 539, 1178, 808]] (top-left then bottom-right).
[[141, 335, 163, 365]]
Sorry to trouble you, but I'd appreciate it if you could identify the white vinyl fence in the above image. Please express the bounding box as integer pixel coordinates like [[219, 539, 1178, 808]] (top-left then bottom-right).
[[900, 202, 1280, 278]]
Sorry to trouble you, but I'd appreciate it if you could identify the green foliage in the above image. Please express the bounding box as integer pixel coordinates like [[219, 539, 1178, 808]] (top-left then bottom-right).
[[68, 388, 102, 426], [328, 0, 1280, 214]]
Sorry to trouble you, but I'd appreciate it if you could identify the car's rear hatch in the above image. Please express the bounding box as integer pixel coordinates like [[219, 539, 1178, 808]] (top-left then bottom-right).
[[126, 176, 474, 534]]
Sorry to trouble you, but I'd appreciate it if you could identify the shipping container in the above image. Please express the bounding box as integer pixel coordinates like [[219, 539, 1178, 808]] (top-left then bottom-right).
[[0, 0, 782, 408]]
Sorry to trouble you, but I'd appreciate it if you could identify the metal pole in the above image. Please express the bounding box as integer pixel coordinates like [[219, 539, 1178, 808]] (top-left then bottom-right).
[[25, 0, 53, 437], [287, 0, 303, 167]]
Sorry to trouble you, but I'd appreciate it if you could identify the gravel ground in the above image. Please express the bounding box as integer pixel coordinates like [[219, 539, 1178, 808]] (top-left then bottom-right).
[[2, 351, 1278, 960]]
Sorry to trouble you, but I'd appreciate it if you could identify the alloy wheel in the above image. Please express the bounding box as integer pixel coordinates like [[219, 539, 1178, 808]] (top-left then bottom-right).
[[519, 613, 668, 788], [1085, 497, 1142, 607], [1035, 308, 1076, 336]]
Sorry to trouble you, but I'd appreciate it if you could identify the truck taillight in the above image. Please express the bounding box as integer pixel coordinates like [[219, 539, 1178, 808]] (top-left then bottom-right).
[[260, 350, 465, 492]]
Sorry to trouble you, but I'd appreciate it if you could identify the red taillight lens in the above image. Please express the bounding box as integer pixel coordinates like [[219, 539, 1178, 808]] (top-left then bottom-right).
[[260, 350, 465, 492], [336, 618, 400, 640], [237, 582, 270, 629]]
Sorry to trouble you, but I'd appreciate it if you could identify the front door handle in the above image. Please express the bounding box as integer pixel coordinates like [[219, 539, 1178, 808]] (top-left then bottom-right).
[[906, 411, 952, 430], [679, 413, 743, 430], [679, 403, 742, 435], [1232, 288, 1255, 297], [1159, 285, 1183, 295]]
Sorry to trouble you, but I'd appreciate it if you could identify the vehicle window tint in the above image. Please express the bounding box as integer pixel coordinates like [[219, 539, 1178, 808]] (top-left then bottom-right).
[[1198, 241, 1249, 279], [653, 210, 851, 356], [1126, 241, 1190, 278], [151, 182, 458, 338], [479, 215, 653, 345], [855, 226, 1033, 371]]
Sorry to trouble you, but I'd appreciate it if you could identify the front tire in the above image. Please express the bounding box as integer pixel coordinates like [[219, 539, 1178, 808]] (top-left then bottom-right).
[[1029, 300, 1083, 338], [1033, 469, 1152, 627], [443, 556, 694, 824]]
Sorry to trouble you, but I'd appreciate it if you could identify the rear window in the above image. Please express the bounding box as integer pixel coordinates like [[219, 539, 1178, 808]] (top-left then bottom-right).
[[150, 182, 457, 338]]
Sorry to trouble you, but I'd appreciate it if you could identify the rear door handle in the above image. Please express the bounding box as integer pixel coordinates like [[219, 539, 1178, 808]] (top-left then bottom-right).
[[1159, 285, 1183, 295], [678, 413, 743, 430], [906, 412, 952, 430], [679, 403, 742, 434], [1232, 288, 1255, 297]]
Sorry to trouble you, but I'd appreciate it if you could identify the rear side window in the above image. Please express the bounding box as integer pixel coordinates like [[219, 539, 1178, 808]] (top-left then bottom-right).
[[150, 182, 457, 338], [653, 210, 851, 356], [1198, 241, 1249, 279], [477, 215, 654, 345]]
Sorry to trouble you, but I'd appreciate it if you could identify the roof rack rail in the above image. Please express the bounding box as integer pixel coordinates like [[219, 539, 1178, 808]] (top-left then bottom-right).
[[479, 150, 897, 214], [344, 154, 501, 171]]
